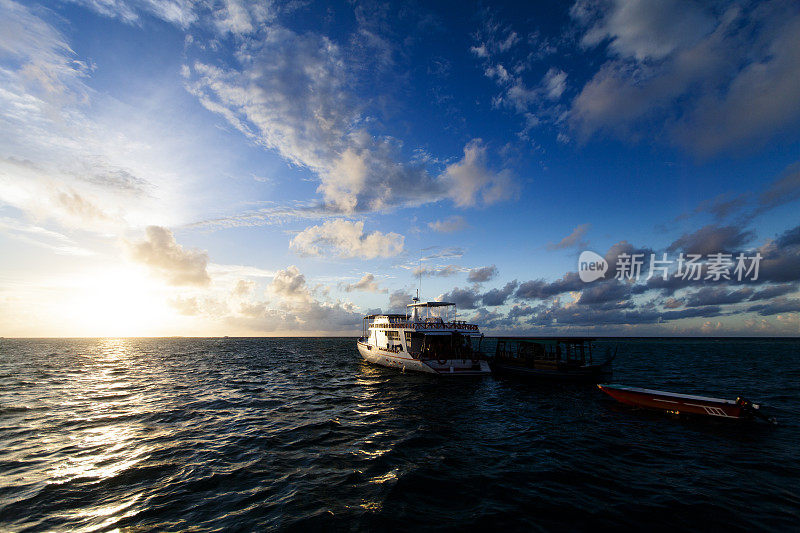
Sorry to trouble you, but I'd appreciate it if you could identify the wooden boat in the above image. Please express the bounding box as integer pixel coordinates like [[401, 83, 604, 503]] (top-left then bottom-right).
[[597, 384, 776, 423], [488, 337, 615, 382]]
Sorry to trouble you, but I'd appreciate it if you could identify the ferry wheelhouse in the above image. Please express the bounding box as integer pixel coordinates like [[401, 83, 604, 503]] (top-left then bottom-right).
[[357, 300, 491, 375]]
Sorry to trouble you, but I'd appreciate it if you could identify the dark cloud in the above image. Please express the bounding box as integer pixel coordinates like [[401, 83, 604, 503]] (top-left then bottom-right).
[[576, 280, 630, 305], [388, 290, 413, 312], [438, 287, 481, 310], [677, 192, 750, 222], [482, 280, 519, 306], [467, 264, 498, 283], [515, 271, 584, 300], [684, 286, 753, 307], [757, 225, 800, 282], [753, 162, 800, 216], [747, 298, 800, 316], [547, 223, 590, 250], [776, 224, 800, 248], [668, 224, 754, 256], [749, 283, 797, 301], [602, 241, 654, 280]]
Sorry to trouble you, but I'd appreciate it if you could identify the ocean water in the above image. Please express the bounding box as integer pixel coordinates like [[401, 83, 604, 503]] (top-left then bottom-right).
[[0, 337, 798, 531]]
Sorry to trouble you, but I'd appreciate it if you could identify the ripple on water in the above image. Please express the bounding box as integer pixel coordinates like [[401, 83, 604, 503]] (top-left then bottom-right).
[[0, 337, 798, 531]]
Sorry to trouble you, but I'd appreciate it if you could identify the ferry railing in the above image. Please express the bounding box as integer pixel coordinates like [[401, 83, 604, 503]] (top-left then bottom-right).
[[368, 321, 480, 331]]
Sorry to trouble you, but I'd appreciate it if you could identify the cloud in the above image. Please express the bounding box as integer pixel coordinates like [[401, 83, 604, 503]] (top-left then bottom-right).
[[667, 225, 754, 256], [547, 223, 591, 250], [755, 225, 800, 283], [342, 273, 387, 293], [127, 226, 210, 286], [187, 28, 515, 214], [678, 8, 800, 155], [677, 192, 750, 222], [753, 163, 800, 216], [439, 140, 518, 207], [268, 265, 310, 302], [437, 287, 481, 310], [232, 279, 255, 297], [290, 220, 404, 259], [216, 264, 361, 332], [576, 280, 631, 306], [515, 271, 584, 300], [749, 283, 797, 301], [570, 1, 800, 155], [428, 215, 467, 233], [543, 68, 568, 100], [421, 246, 464, 260], [684, 286, 754, 308], [388, 289, 413, 311], [412, 264, 463, 278], [0, 216, 94, 256], [482, 280, 518, 306], [169, 295, 201, 316], [467, 265, 498, 283], [578, 0, 715, 61], [748, 297, 800, 316]]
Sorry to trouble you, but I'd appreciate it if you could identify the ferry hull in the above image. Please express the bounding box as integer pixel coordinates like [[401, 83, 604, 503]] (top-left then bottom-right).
[[357, 342, 490, 376]]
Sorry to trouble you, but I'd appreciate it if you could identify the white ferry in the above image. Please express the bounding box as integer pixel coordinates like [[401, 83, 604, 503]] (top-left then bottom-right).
[[357, 299, 491, 375]]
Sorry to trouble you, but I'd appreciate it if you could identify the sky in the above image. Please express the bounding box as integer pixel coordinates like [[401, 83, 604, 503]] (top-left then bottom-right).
[[0, 0, 799, 337]]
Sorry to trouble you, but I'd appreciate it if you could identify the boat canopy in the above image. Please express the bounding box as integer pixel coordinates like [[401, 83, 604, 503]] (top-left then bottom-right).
[[406, 301, 455, 308], [494, 336, 596, 343], [361, 313, 407, 320]]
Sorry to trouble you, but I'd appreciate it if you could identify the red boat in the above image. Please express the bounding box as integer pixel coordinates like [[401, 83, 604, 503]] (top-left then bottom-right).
[[597, 384, 775, 423]]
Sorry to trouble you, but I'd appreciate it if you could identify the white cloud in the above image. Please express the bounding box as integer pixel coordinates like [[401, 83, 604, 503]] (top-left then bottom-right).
[[411, 264, 464, 278], [0, 216, 94, 256], [440, 140, 517, 207], [543, 68, 567, 100], [578, 0, 715, 61], [290, 219, 404, 259], [232, 278, 255, 297], [428, 215, 467, 233], [343, 273, 387, 293], [66, 0, 198, 29], [126, 225, 211, 286], [268, 264, 310, 301], [186, 21, 516, 215]]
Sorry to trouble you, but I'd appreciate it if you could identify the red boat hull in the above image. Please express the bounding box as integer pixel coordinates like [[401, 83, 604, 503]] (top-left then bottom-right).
[[597, 384, 754, 419]]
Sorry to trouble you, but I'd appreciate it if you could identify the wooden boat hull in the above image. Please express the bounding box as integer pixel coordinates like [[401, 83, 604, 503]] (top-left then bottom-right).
[[597, 384, 756, 419], [491, 362, 611, 383], [490, 360, 612, 382]]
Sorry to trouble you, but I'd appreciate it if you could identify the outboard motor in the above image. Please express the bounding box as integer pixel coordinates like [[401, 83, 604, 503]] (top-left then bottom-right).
[[736, 397, 777, 425]]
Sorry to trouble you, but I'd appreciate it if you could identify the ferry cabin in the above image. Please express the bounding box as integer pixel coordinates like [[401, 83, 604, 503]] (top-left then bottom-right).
[[357, 301, 491, 376]]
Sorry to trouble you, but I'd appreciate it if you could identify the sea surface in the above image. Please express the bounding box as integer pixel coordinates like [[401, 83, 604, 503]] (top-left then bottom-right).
[[0, 337, 798, 532]]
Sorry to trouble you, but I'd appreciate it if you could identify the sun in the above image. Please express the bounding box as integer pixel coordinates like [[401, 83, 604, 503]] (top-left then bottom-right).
[[54, 265, 185, 337]]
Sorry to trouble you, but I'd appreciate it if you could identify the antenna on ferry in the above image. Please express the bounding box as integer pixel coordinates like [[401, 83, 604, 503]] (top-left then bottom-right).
[[417, 252, 422, 302]]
